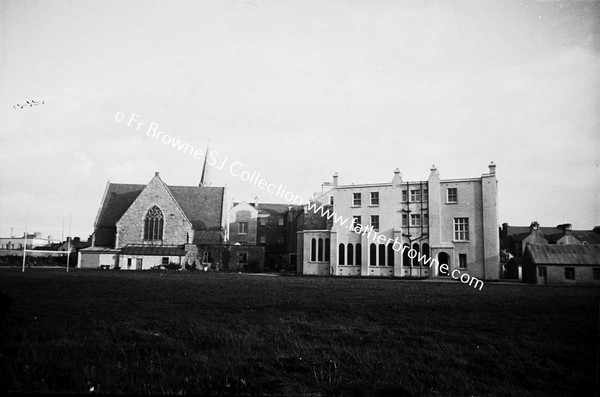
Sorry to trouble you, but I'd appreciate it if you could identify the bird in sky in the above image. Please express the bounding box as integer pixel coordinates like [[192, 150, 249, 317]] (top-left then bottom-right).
[[13, 99, 45, 109]]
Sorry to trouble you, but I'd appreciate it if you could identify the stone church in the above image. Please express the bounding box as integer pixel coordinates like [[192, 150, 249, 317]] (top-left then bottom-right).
[[79, 169, 227, 270]]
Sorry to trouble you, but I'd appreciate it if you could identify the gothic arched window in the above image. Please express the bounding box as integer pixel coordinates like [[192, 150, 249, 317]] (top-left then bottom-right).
[[144, 205, 164, 241], [318, 238, 324, 261], [339, 243, 345, 265]]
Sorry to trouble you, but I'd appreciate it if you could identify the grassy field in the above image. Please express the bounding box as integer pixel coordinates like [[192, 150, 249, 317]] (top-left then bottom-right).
[[0, 269, 597, 396]]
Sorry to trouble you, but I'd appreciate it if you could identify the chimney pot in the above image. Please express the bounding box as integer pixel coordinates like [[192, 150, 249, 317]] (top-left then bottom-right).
[[333, 172, 339, 187], [488, 161, 496, 175]]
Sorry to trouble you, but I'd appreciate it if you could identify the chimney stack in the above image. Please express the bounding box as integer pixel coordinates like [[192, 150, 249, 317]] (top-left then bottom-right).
[[392, 168, 402, 186], [501, 223, 508, 239], [530, 221, 539, 231], [488, 161, 496, 175], [430, 165, 439, 176], [333, 172, 339, 187], [557, 223, 572, 233]]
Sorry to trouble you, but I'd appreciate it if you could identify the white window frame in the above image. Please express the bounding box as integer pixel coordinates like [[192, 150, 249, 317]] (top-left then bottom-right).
[[410, 189, 421, 202], [352, 216, 362, 233], [370, 215, 379, 231], [453, 217, 469, 241], [410, 214, 421, 227], [352, 193, 361, 206], [370, 192, 379, 206], [238, 222, 248, 235], [447, 188, 458, 203]]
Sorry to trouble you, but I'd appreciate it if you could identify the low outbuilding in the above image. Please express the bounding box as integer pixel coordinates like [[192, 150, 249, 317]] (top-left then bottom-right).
[[522, 244, 600, 285]]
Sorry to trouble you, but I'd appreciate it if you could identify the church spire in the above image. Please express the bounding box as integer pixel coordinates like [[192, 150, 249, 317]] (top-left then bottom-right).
[[199, 142, 210, 187]]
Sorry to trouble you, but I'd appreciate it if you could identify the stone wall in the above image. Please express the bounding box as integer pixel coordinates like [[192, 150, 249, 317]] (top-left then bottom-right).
[[116, 175, 193, 248]]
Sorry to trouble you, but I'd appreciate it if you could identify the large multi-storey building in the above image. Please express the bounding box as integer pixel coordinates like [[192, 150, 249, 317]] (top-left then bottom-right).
[[229, 201, 302, 271], [297, 163, 500, 280]]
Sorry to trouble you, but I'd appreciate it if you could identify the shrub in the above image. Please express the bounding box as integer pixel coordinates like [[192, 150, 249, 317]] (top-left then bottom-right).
[[164, 262, 182, 271]]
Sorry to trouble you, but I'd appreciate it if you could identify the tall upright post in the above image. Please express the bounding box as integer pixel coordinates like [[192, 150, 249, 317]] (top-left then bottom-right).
[[22, 211, 28, 273], [66, 215, 72, 272], [22, 232, 26, 273]]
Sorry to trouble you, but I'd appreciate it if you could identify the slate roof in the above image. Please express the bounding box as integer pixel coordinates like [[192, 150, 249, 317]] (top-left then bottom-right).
[[256, 203, 299, 216], [544, 233, 568, 244], [505, 226, 562, 239], [510, 232, 540, 242], [571, 230, 600, 245], [504, 225, 600, 244], [525, 244, 600, 266], [79, 246, 121, 253], [120, 244, 186, 256], [168, 186, 224, 230], [233, 202, 300, 216], [96, 184, 146, 228], [33, 243, 62, 251], [57, 240, 91, 251], [95, 183, 224, 231]]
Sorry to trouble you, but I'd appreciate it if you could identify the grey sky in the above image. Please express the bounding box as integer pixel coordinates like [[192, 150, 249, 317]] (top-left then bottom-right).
[[1, 0, 599, 239]]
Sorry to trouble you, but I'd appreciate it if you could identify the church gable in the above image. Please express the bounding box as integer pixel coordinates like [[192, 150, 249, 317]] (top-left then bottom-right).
[[116, 173, 193, 249], [93, 182, 145, 247]]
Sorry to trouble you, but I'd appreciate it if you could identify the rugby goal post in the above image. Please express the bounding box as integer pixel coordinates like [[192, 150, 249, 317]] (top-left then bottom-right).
[[21, 214, 73, 273], [21, 237, 72, 273]]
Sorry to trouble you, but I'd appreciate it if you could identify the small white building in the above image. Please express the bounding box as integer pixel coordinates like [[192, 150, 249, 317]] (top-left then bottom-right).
[[0, 232, 54, 250]]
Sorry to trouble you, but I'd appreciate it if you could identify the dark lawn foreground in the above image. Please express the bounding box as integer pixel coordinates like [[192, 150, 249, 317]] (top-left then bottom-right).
[[0, 269, 597, 396]]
